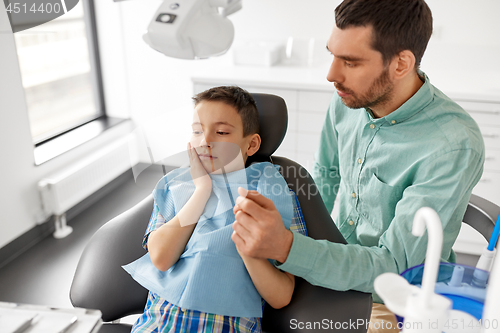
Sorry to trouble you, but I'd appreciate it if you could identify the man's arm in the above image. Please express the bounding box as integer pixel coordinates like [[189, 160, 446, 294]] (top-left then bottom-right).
[[278, 148, 484, 294], [233, 148, 484, 295]]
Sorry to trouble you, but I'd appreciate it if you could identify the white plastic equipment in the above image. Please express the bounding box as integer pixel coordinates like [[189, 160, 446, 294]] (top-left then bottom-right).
[[142, 0, 242, 59], [481, 247, 500, 333], [375, 207, 483, 333]]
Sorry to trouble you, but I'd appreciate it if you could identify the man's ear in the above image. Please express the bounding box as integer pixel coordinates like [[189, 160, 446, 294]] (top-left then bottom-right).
[[392, 50, 416, 80], [246, 134, 261, 157]]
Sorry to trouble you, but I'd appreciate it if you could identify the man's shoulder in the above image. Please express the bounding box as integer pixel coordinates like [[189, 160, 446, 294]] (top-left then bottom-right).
[[418, 85, 484, 155]]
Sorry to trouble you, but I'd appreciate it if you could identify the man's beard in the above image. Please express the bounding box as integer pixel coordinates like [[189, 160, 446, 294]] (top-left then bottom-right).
[[335, 67, 394, 110]]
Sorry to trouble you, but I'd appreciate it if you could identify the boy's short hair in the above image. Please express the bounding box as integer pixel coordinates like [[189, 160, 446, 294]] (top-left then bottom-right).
[[335, 0, 433, 70], [192, 86, 260, 137]]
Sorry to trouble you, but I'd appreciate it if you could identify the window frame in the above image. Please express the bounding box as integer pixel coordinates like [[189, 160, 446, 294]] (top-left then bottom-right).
[[29, 0, 106, 147]]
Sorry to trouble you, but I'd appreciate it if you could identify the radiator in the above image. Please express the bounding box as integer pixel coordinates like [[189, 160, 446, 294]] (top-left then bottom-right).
[[38, 137, 134, 238]]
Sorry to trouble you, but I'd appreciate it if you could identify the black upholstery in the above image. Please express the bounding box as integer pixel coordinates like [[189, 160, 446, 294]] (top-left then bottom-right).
[[262, 156, 372, 332], [70, 93, 373, 332], [70, 195, 151, 322], [98, 323, 136, 333], [248, 93, 288, 161]]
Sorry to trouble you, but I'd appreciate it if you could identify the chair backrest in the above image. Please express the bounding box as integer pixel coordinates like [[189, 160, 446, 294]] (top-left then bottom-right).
[[246, 93, 288, 166], [462, 193, 500, 243], [70, 93, 372, 331], [262, 156, 372, 332], [70, 195, 152, 321]]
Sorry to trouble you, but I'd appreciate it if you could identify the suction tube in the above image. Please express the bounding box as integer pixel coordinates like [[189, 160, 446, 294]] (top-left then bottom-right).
[[487, 212, 500, 252], [472, 212, 500, 287]]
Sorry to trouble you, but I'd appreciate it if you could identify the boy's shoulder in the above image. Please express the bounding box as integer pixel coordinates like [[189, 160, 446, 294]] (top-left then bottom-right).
[[246, 161, 279, 172], [155, 167, 191, 190], [245, 161, 282, 179]]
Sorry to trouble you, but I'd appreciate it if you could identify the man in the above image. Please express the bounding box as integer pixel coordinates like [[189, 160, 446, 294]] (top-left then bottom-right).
[[231, 0, 485, 331]]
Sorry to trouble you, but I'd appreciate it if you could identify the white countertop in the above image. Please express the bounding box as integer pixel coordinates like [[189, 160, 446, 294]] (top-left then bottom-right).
[[193, 62, 335, 92], [192, 60, 500, 103]]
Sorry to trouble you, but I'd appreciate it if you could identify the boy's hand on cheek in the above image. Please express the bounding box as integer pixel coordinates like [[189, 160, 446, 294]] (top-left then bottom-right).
[[187, 142, 212, 193]]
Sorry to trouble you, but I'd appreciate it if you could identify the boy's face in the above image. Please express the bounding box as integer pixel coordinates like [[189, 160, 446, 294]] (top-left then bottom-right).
[[190, 101, 260, 174]]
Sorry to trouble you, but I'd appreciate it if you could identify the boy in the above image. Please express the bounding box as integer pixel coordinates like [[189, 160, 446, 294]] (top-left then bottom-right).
[[123, 86, 307, 332]]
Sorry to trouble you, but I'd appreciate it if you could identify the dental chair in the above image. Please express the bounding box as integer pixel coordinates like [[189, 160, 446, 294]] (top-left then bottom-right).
[[462, 193, 500, 244], [70, 93, 373, 332]]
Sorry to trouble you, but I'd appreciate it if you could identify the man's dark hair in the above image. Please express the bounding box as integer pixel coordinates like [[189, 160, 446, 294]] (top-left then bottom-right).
[[192, 86, 259, 137], [335, 0, 433, 69]]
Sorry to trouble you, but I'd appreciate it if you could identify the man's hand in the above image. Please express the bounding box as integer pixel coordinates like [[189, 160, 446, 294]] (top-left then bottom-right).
[[231, 187, 294, 263]]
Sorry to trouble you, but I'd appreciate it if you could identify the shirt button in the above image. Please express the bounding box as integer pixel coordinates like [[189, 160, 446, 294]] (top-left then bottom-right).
[[349, 220, 354, 226], [370, 124, 375, 129], [358, 158, 363, 164], [391, 120, 396, 124], [352, 192, 357, 198]]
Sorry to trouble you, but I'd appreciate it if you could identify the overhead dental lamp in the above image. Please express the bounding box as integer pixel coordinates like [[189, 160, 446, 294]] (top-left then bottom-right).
[[115, 0, 242, 59]]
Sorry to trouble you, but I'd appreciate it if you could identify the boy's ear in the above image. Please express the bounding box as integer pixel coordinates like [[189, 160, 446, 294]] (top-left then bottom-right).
[[246, 134, 261, 157]]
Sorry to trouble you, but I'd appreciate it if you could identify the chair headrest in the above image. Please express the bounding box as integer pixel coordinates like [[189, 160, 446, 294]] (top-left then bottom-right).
[[247, 93, 288, 165]]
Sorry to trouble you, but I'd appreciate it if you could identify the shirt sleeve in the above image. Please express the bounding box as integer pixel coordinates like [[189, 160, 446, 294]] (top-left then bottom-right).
[[273, 189, 308, 267], [289, 189, 307, 237], [143, 183, 177, 250], [312, 100, 341, 214], [278, 148, 484, 297], [142, 203, 167, 250]]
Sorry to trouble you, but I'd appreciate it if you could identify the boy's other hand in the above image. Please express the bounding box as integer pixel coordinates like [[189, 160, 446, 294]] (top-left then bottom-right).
[[188, 142, 212, 193], [232, 187, 293, 263]]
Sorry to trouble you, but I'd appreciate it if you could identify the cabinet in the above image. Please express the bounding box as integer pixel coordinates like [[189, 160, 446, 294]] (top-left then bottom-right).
[[454, 100, 500, 206]]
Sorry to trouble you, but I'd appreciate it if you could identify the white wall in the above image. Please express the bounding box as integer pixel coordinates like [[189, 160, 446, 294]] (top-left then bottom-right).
[[427, 0, 500, 47], [0, 4, 134, 249], [106, 0, 342, 121], [1, 0, 499, 249], [102, 0, 500, 132], [0, 6, 39, 249], [423, 0, 500, 96]]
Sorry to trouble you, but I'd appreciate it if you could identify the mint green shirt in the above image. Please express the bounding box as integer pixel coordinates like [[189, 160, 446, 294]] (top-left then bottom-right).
[[278, 73, 485, 303]]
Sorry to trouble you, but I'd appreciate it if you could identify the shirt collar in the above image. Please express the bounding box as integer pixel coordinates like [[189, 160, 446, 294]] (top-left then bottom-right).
[[365, 71, 434, 126]]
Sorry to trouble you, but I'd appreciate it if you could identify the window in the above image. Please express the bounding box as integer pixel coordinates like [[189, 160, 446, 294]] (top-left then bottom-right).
[[11, 0, 105, 146]]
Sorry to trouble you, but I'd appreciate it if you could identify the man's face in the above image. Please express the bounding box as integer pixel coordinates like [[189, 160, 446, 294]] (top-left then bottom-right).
[[190, 101, 252, 173], [326, 25, 394, 111]]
